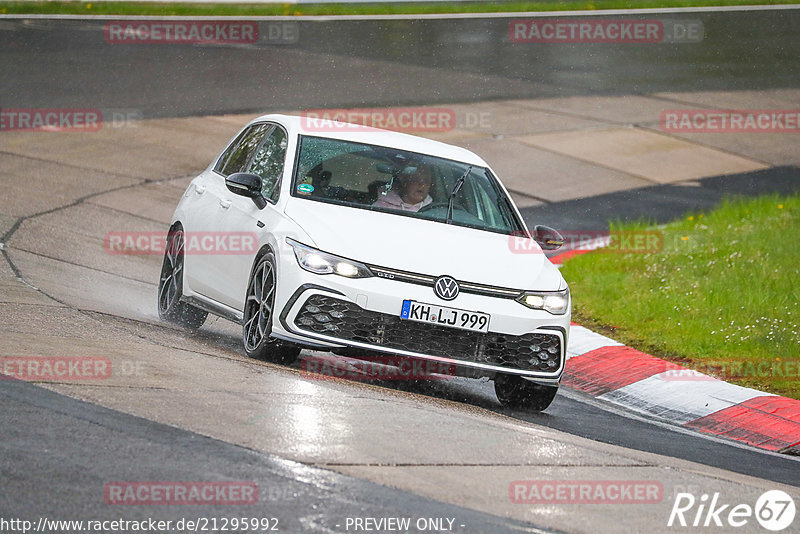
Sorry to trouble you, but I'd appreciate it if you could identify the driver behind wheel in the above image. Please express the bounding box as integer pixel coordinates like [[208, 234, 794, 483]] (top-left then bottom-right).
[[372, 164, 434, 212]]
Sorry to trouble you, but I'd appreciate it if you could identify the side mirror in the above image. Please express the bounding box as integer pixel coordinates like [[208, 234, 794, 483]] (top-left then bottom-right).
[[533, 225, 564, 251], [225, 173, 267, 209]]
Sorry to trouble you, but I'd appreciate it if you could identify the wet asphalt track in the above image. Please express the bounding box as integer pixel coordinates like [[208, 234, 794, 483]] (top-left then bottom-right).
[[0, 378, 540, 533], [2, 9, 799, 118], [2, 8, 800, 531]]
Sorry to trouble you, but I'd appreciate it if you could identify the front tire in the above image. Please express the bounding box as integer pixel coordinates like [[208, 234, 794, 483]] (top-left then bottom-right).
[[157, 227, 207, 330], [242, 252, 300, 364], [494, 374, 558, 411]]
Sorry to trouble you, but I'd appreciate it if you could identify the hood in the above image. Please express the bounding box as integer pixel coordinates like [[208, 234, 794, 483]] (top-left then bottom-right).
[[285, 199, 563, 291]]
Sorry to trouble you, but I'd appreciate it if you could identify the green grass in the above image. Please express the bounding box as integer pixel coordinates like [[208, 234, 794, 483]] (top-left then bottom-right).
[[561, 194, 800, 400], [0, 0, 797, 17]]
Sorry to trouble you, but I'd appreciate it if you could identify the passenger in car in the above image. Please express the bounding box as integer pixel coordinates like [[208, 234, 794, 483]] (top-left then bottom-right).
[[372, 165, 434, 212]]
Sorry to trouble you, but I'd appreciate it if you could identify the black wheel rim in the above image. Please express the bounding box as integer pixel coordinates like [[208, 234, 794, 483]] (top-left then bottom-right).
[[158, 231, 184, 314], [244, 260, 275, 351]]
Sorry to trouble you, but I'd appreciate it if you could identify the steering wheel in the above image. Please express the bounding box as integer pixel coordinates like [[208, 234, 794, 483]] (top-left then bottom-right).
[[417, 201, 468, 214]]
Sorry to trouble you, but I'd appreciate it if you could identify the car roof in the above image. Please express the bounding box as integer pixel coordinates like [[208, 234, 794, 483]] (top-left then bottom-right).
[[249, 113, 489, 167]]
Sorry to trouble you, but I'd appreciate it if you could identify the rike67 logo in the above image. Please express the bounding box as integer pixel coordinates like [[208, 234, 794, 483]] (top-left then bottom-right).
[[668, 490, 796, 531]]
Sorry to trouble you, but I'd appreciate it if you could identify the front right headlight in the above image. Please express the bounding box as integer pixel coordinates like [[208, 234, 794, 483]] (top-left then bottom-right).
[[516, 287, 570, 315], [286, 238, 373, 279]]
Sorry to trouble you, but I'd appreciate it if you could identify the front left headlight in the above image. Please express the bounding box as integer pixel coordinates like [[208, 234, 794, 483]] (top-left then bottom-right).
[[287, 238, 373, 279], [516, 287, 570, 315]]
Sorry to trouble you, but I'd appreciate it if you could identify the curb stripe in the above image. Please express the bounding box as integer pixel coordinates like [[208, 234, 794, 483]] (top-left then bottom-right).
[[685, 396, 800, 452], [599, 373, 766, 425], [562, 345, 670, 395], [548, 249, 589, 265], [565, 325, 622, 359], [562, 325, 800, 453]]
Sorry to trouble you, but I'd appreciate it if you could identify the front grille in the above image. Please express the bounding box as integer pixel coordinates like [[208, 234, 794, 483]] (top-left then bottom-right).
[[294, 294, 561, 373], [368, 265, 522, 299]]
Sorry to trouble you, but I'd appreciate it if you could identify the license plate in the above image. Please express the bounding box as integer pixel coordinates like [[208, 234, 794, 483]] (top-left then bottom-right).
[[400, 300, 490, 333]]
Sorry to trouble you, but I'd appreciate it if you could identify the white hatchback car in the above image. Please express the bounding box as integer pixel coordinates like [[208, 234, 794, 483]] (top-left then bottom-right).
[[158, 114, 570, 410]]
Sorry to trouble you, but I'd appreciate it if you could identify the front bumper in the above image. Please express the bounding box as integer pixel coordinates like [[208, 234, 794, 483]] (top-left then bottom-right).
[[272, 258, 569, 382]]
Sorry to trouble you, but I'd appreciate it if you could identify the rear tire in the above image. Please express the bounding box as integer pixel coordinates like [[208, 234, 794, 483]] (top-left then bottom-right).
[[157, 226, 207, 330], [242, 252, 300, 365], [494, 374, 558, 411]]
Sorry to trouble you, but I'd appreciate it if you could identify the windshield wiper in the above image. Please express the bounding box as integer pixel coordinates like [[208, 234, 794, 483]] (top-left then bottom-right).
[[446, 165, 471, 224]]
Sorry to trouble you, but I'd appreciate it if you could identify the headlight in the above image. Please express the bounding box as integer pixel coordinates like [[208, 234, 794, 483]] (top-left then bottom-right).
[[287, 238, 373, 279], [516, 287, 570, 315]]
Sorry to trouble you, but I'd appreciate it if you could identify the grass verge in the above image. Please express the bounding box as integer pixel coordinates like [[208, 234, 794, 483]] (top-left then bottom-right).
[[560, 193, 800, 400], [0, 0, 797, 17]]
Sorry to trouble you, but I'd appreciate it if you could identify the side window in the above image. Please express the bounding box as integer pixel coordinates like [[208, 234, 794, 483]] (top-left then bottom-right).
[[214, 128, 247, 174], [247, 126, 287, 203], [215, 123, 271, 176]]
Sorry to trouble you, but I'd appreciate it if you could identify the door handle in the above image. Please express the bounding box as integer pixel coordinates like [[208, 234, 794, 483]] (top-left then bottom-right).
[[195, 185, 206, 195], [219, 199, 232, 209]]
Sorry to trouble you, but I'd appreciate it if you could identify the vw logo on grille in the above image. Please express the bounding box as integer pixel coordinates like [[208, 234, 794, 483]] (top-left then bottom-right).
[[434, 275, 460, 301]]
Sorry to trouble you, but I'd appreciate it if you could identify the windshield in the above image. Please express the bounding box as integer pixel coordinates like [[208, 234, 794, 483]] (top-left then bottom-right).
[[292, 135, 525, 236]]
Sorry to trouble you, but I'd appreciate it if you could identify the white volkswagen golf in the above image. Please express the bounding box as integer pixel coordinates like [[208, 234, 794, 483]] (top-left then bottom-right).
[[158, 114, 570, 410]]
